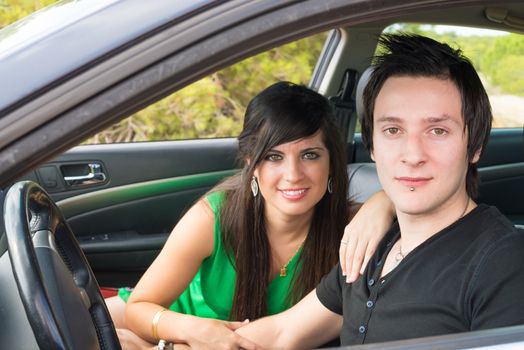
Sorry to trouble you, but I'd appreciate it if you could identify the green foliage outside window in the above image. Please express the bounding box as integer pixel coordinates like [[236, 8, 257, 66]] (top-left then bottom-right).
[[89, 35, 327, 143]]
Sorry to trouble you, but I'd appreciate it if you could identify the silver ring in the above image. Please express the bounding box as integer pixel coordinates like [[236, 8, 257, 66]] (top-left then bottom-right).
[[340, 240, 348, 245]]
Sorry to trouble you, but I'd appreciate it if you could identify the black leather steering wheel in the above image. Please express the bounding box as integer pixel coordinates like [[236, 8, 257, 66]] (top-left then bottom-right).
[[3, 181, 121, 350]]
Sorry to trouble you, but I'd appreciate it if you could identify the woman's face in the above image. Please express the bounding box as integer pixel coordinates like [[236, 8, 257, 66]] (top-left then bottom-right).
[[253, 130, 330, 222]]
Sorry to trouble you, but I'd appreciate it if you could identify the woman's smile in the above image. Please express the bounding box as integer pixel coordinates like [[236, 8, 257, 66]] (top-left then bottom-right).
[[279, 188, 309, 200]]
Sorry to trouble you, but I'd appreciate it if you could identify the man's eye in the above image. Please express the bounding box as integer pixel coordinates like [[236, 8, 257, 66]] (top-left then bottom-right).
[[265, 154, 282, 161], [431, 128, 448, 136], [303, 152, 319, 160], [384, 127, 400, 135]]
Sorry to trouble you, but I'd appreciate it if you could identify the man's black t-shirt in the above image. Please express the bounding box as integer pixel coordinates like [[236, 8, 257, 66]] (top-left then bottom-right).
[[316, 204, 524, 345]]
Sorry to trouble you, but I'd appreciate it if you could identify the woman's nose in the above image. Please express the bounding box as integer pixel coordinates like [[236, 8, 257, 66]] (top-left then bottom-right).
[[284, 159, 305, 182]]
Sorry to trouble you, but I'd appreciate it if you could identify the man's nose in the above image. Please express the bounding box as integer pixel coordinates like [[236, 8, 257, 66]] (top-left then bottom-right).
[[401, 134, 427, 166]]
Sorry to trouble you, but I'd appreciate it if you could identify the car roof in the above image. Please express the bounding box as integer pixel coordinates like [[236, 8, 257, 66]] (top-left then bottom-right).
[[0, 0, 212, 114]]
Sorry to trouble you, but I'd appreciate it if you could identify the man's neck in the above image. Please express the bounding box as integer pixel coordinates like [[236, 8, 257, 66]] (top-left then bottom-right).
[[396, 195, 474, 255], [379, 194, 474, 278]]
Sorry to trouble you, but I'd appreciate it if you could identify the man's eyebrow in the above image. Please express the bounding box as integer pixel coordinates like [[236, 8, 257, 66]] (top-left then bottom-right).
[[375, 114, 461, 125], [375, 116, 403, 123], [425, 114, 461, 125]]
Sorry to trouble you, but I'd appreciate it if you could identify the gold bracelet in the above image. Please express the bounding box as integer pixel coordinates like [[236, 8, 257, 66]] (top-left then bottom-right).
[[152, 308, 167, 342]]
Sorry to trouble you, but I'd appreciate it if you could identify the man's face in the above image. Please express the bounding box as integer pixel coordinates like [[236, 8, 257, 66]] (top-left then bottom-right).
[[371, 76, 480, 218]]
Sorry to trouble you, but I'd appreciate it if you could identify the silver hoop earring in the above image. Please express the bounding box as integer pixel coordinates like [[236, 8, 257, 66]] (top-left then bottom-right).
[[327, 177, 333, 194], [251, 176, 259, 197]]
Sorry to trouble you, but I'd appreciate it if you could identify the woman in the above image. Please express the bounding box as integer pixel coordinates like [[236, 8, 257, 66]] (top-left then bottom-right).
[[112, 82, 393, 349]]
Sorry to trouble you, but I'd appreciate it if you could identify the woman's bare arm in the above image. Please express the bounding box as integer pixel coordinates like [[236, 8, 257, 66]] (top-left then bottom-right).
[[125, 199, 256, 350]]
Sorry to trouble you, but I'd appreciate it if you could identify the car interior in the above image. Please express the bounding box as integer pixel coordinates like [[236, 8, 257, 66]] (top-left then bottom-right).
[[24, 2, 522, 290], [1, 1, 524, 349]]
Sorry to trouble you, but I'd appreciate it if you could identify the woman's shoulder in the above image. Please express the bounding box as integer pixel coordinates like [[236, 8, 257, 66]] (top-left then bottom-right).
[[206, 190, 226, 208]]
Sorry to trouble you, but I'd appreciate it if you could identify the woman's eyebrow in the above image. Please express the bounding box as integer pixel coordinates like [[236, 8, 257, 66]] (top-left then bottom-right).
[[302, 147, 326, 152]]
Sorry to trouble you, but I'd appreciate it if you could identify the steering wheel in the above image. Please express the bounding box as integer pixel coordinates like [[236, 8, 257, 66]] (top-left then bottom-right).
[[3, 181, 121, 350]]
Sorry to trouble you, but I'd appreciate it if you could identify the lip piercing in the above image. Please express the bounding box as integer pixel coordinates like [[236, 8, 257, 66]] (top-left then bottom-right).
[[409, 187, 415, 192]]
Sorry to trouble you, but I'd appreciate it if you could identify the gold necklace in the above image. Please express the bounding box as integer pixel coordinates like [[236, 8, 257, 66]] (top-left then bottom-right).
[[279, 239, 305, 277], [395, 198, 471, 264]]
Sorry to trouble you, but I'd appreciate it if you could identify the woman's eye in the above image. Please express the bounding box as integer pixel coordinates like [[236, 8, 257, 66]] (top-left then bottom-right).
[[303, 152, 319, 160], [384, 127, 400, 135], [431, 128, 448, 136], [265, 154, 282, 161]]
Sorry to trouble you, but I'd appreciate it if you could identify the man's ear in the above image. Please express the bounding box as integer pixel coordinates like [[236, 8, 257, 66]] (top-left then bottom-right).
[[470, 148, 481, 164]]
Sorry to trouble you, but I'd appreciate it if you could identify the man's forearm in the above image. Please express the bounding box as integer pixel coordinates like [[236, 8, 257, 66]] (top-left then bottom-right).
[[236, 314, 288, 349], [236, 290, 342, 349]]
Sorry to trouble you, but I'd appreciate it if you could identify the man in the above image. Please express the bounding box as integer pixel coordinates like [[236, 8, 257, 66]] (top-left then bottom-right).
[[236, 33, 524, 348]]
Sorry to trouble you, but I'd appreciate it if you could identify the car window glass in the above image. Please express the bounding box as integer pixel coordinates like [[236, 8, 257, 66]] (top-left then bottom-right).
[[383, 24, 524, 129], [84, 32, 328, 144]]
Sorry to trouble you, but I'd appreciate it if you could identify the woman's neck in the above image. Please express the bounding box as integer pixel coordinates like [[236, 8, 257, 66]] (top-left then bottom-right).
[[265, 212, 310, 280], [264, 208, 312, 244], [265, 219, 310, 245]]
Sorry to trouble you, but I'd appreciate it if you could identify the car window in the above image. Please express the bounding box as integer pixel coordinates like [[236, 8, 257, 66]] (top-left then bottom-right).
[[84, 32, 328, 144], [384, 24, 524, 129]]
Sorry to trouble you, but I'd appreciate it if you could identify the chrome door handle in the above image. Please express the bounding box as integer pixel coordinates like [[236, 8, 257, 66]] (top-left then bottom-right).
[[64, 163, 106, 186]]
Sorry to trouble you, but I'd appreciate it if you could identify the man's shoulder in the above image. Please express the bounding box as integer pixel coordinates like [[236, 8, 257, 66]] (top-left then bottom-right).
[[466, 204, 521, 237], [448, 204, 524, 269], [465, 204, 524, 262]]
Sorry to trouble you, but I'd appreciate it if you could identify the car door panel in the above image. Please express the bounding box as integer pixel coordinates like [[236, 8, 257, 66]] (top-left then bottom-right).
[[477, 128, 524, 225], [478, 163, 524, 225], [61, 169, 236, 286], [20, 139, 239, 287], [30, 138, 238, 201], [479, 128, 524, 167]]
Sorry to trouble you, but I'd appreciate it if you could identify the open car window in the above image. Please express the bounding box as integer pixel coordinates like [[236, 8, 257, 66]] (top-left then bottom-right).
[[84, 32, 329, 144]]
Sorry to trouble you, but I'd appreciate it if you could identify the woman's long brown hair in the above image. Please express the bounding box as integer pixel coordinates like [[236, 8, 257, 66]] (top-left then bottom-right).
[[217, 82, 349, 321]]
